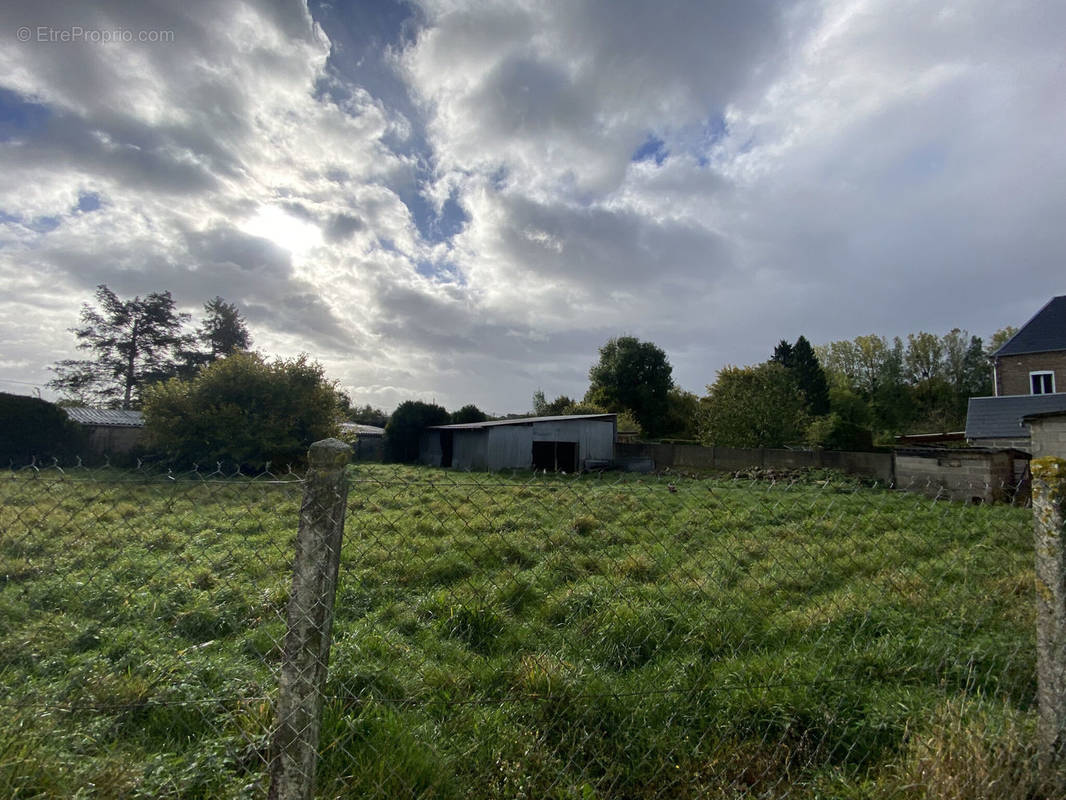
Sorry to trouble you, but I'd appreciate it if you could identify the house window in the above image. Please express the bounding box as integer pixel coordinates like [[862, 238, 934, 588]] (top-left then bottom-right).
[[1031, 371, 1056, 394]]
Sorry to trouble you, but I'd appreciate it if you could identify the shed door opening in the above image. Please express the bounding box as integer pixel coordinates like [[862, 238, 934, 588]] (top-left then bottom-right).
[[531, 441, 578, 472], [440, 431, 454, 468]]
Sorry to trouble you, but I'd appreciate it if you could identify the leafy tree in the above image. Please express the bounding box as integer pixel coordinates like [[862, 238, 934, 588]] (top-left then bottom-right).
[[660, 387, 700, 440], [806, 387, 874, 451], [141, 352, 339, 469], [698, 362, 808, 448], [48, 285, 191, 408], [532, 391, 578, 417], [384, 400, 450, 463], [904, 332, 945, 383], [586, 336, 673, 437], [961, 335, 992, 398], [987, 325, 1018, 354], [451, 404, 489, 424], [352, 405, 390, 428], [870, 338, 913, 434]]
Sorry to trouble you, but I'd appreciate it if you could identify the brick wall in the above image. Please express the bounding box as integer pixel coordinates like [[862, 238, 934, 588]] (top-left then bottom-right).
[[996, 350, 1066, 396]]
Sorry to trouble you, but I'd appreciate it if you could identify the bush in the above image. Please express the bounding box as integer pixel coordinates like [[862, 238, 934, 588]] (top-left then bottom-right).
[[0, 393, 87, 465], [451, 404, 488, 424], [806, 414, 875, 452], [141, 352, 339, 469], [384, 401, 449, 462]]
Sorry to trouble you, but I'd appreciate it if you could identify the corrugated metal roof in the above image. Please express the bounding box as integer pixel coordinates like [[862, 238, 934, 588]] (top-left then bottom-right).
[[994, 295, 1066, 356], [338, 422, 385, 436], [64, 407, 145, 427], [965, 394, 1066, 439], [429, 413, 617, 431]]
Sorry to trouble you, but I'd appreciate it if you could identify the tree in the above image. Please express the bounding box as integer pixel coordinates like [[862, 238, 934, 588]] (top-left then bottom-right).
[[961, 335, 992, 398], [806, 387, 874, 451], [774, 336, 830, 416], [904, 332, 945, 384], [586, 336, 673, 437], [771, 340, 794, 368], [141, 352, 339, 469], [698, 362, 809, 448], [384, 400, 450, 462], [987, 325, 1018, 354], [532, 390, 577, 417], [451, 404, 489, 424], [178, 297, 252, 377], [48, 285, 191, 408], [660, 387, 700, 440], [350, 404, 390, 428]]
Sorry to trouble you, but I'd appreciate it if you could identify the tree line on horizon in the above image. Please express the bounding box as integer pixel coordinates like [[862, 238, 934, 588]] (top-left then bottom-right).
[[38, 284, 1018, 466]]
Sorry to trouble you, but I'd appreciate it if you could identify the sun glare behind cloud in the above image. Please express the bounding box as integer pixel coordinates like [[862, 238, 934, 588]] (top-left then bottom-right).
[[241, 205, 323, 258]]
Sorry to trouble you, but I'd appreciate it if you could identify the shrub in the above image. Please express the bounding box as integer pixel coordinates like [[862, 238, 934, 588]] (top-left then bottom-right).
[[384, 400, 449, 463], [141, 352, 338, 469], [0, 393, 87, 465]]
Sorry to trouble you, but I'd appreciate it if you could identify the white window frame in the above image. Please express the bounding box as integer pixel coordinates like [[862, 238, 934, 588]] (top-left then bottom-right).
[[1030, 370, 1056, 395]]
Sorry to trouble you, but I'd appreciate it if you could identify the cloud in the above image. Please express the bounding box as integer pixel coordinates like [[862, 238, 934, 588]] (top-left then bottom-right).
[[0, 0, 1064, 415]]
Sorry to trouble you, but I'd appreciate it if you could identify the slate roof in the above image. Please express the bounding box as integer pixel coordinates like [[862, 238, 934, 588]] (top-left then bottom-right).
[[965, 394, 1066, 440], [994, 295, 1066, 356], [428, 413, 616, 431], [63, 407, 145, 427]]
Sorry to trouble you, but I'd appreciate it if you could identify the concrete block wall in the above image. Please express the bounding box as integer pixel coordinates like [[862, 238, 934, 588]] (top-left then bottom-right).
[[1029, 414, 1066, 460], [894, 450, 1014, 503], [614, 442, 894, 484]]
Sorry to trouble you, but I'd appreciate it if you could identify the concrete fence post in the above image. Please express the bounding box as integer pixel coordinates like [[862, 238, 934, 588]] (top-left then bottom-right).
[[1032, 455, 1066, 789], [268, 438, 352, 800]]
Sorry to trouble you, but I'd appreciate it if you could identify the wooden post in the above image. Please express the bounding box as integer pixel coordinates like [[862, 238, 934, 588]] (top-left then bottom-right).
[[268, 438, 352, 800], [1032, 455, 1066, 790]]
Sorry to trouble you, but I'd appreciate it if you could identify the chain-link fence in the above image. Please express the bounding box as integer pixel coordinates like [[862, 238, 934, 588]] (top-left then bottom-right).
[[1, 453, 1058, 798]]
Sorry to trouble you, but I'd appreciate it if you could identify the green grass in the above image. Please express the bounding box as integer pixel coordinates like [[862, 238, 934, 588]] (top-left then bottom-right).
[[0, 464, 1046, 798]]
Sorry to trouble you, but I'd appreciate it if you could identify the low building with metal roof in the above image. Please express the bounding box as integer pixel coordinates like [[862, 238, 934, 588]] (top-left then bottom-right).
[[419, 414, 617, 471], [62, 407, 146, 454]]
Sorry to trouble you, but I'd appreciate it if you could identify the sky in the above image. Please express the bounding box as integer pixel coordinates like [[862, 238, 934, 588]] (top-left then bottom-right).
[[0, 0, 1064, 415]]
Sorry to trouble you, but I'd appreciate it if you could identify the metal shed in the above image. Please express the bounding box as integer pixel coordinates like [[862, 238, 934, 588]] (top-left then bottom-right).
[[419, 414, 617, 471], [63, 407, 145, 454]]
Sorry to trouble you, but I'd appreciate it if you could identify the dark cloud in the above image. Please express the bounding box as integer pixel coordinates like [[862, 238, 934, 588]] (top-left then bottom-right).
[[324, 213, 364, 242], [1, 0, 1064, 414]]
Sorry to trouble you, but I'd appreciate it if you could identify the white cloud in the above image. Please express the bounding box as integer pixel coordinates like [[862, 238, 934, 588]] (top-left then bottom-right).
[[0, 0, 1064, 414]]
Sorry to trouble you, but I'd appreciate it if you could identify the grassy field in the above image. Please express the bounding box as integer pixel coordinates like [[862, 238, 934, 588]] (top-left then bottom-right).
[[0, 463, 1047, 798]]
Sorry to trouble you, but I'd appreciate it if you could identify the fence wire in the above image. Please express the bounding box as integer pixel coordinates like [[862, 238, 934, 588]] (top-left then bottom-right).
[[0, 460, 1051, 798]]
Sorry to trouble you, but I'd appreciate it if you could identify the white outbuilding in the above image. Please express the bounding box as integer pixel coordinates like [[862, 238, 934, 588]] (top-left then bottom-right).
[[419, 414, 617, 471]]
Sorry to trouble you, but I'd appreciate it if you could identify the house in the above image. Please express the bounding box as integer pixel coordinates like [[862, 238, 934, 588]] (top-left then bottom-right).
[[419, 414, 617, 471], [63, 407, 145, 454], [966, 295, 1066, 451]]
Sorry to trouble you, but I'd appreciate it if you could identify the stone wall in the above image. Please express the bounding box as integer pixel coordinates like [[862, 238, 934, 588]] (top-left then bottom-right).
[[996, 350, 1066, 396]]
